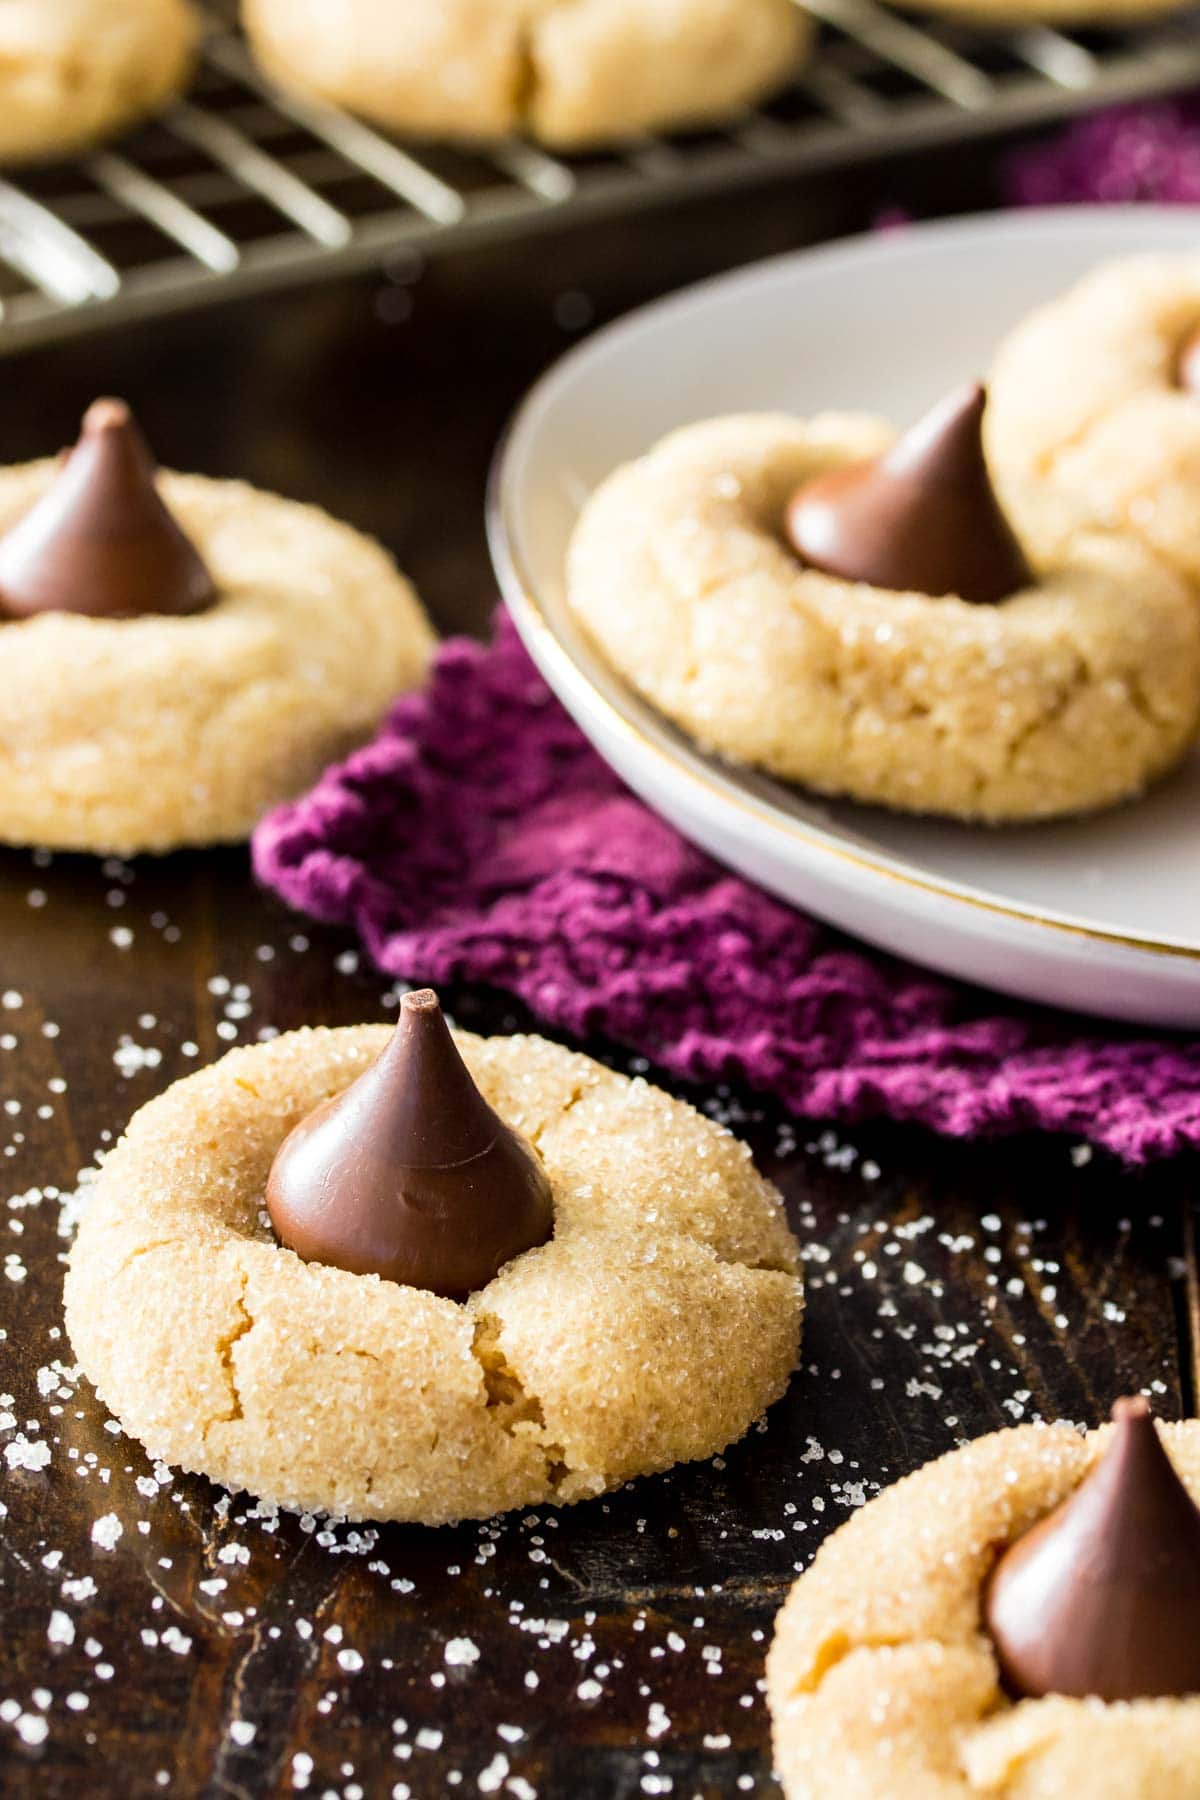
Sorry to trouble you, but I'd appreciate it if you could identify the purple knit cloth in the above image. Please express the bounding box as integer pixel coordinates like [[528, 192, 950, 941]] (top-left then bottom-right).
[[254, 104, 1200, 1165], [254, 615, 1200, 1165], [1005, 95, 1200, 206]]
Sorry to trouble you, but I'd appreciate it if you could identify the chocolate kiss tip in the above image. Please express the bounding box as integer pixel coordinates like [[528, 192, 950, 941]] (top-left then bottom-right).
[[984, 1398, 1200, 1703], [84, 397, 133, 433], [784, 379, 1032, 606], [0, 399, 215, 622], [266, 990, 555, 1300], [403, 988, 439, 1013]]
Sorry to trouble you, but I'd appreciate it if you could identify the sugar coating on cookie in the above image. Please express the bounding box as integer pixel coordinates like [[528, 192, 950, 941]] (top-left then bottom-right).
[[0, 461, 434, 853], [243, 0, 811, 148], [64, 1025, 803, 1525], [567, 412, 1200, 822], [988, 253, 1200, 590], [766, 1420, 1200, 1800], [0, 0, 199, 165]]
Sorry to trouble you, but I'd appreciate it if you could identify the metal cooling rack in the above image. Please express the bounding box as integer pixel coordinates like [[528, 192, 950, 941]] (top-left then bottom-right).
[[0, 1, 1197, 352]]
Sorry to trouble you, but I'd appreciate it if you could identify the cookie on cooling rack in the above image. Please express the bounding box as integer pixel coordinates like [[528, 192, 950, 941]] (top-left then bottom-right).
[[566, 382, 1200, 822], [241, 0, 813, 149], [767, 1399, 1200, 1800], [64, 991, 803, 1525], [0, 0, 200, 165], [0, 398, 434, 854], [988, 252, 1200, 591]]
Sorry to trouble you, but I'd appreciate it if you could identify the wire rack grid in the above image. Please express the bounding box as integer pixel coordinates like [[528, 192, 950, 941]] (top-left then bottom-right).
[[0, 0, 1196, 352]]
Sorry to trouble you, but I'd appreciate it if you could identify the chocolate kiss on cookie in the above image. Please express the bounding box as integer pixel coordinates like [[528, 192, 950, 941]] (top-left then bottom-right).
[[1178, 326, 1200, 395], [785, 382, 1031, 605], [984, 1396, 1200, 1702], [0, 399, 214, 620], [266, 990, 555, 1299]]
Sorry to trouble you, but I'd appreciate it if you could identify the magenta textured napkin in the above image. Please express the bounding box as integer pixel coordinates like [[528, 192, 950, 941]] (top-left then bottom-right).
[[1005, 96, 1200, 205], [253, 613, 1200, 1165]]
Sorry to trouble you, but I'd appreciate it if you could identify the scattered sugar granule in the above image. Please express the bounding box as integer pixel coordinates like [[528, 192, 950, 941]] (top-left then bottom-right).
[[91, 1513, 122, 1550], [445, 1638, 480, 1668], [47, 1610, 75, 1646], [477, 1754, 509, 1794], [113, 1041, 162, 1078], [5, 1435, 50, 1471], [229, 1721, 256, 1747], [337, 1649, 364, 1673]]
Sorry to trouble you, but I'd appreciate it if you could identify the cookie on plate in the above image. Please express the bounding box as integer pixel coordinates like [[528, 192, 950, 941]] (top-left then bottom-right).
[[64, 992, 802, 1524], [988, 253, 1200, 589], [241, 0, 812, 149], [567, 383, 1200, 822], [0, 398, 434, 855], [767, 1399, 1200, 1800], [0, 0, 199, 165]]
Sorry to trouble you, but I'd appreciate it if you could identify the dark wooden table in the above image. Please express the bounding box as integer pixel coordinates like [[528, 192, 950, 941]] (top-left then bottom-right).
[[1, 134, 1197, 1800]]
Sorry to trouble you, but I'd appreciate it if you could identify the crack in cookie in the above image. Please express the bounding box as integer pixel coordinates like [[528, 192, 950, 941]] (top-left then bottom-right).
[[471, 1314, 571, 1492], [209, 1271, 253, 1433]]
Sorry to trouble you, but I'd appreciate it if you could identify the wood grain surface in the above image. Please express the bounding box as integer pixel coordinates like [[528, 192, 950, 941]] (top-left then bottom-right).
[[0, 138, 1196, 1799]]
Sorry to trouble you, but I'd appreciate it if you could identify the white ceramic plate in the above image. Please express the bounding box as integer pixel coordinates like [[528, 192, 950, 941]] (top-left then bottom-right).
[[488, 208, 1200, 1029]]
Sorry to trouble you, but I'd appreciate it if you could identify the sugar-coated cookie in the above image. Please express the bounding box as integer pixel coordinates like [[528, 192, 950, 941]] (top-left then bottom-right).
[[0, 0, 199, 164], [567, 408, 1200, 822], [0, 401, 433, 855], [64, 1020, 802, 1525], [767, 1409, 1200, 1800], [988, 254, 1200, 590], [241, 0, 812, 149]]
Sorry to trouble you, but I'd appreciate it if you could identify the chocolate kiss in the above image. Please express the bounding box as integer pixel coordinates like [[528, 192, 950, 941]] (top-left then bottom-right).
[[0, 399, 215, 620], [984, 1397, 1200, 1702], [266, 990, 555, 1299], [785, 382, 1032, 605], [1178, 325, 1200, 395]]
